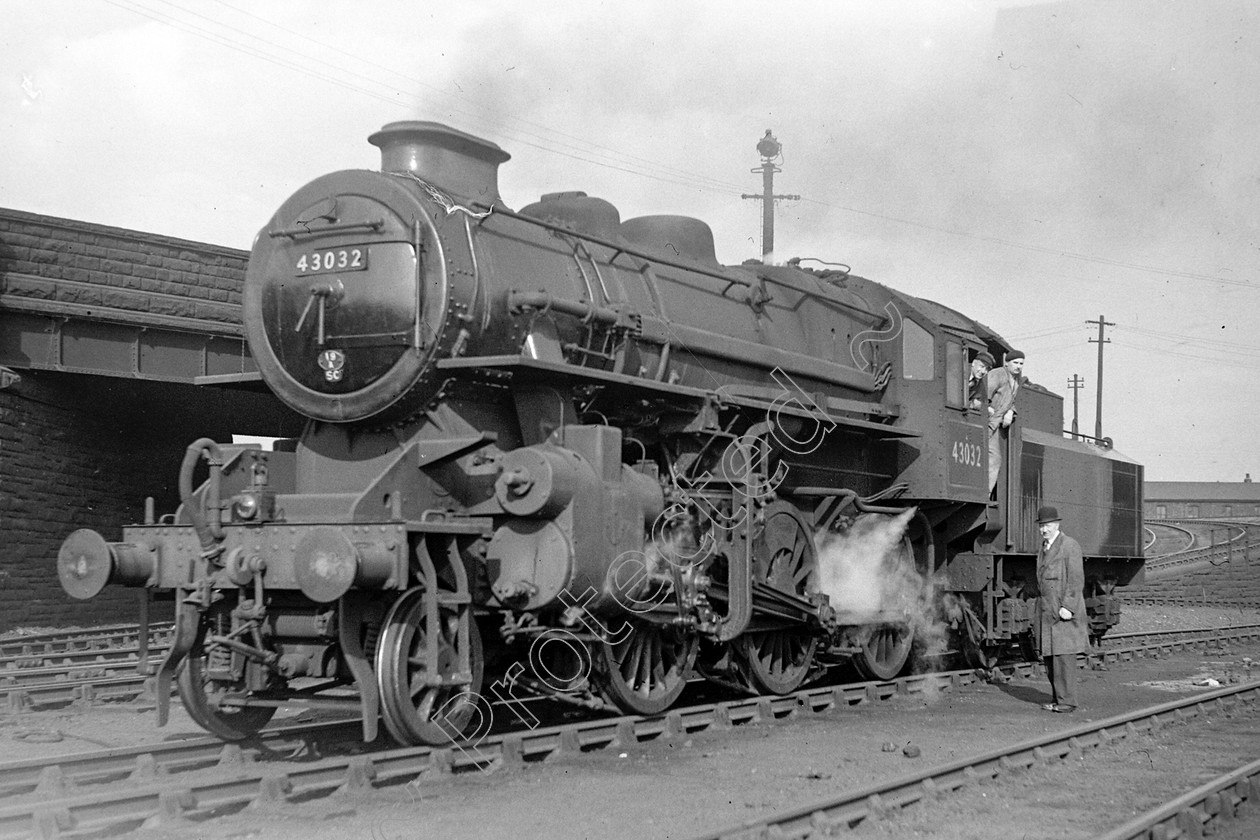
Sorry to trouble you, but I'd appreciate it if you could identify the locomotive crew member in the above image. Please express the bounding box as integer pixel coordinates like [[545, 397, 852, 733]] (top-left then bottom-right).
[[968, 350, 994, 409], [985, 349, 1024, 494], [1034, 505, 1087, 713]]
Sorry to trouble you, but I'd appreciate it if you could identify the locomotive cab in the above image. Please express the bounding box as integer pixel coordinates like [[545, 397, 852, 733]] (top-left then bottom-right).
[[870, 292, 993, 507]]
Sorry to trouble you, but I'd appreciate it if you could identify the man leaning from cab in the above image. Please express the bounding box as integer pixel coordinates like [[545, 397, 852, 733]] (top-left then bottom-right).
[[985, 349, 1024, 495]]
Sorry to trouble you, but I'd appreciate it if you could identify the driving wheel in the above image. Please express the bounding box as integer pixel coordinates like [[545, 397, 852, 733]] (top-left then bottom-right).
[[375, 588, 484, 745], [598, 619, 697, 715], [739, 502, 819, 694], [851, 535, 917, 680]]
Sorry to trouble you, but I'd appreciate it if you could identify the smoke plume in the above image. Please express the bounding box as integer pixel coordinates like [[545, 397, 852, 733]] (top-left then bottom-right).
[[816, 508, 962, 677], [815, 509, 919, 619]]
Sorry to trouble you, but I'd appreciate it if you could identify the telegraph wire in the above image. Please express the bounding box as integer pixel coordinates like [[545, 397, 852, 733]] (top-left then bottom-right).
[[1018, 339, 1087, 355], [1118, 340, 1260, 371], [1004, 323, 1084, 342], [103, 0, 414, 107], [1124, 324, 1260, 356], [795, 195, 1253, 290], [1009, 321, 1260, 357], [120, 0, 748, 197], [1008, 321, 1260, 364], [106, 0, 1253, 294], [204, 0, 748, 196]]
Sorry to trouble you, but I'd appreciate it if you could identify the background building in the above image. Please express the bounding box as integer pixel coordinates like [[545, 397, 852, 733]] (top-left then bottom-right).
[[1144, 477, 1260, 519]]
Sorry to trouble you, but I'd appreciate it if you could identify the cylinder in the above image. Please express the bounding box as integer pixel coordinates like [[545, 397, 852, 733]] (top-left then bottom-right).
[[495, 445, 593, 517]]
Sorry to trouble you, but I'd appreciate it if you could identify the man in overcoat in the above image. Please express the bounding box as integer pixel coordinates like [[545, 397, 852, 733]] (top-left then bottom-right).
[[1033, 505, 1088, 712]]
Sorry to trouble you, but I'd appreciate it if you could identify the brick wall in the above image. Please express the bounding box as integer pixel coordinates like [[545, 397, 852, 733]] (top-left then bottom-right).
[[0, 370, 301, 630], [0, 207, 246, 328], [0, 209, 301, 631]]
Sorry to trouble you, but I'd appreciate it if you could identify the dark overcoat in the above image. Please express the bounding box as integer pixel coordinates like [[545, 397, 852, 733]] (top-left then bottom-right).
[[1034, 532, 1089, 656]]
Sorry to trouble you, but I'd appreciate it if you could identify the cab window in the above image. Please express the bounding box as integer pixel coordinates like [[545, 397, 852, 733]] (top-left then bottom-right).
[[945, 340, 964, 408], [902, 320, 934, 380]]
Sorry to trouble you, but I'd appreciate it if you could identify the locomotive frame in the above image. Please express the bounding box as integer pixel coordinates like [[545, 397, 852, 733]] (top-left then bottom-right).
[[56, 121, 1144, 745]]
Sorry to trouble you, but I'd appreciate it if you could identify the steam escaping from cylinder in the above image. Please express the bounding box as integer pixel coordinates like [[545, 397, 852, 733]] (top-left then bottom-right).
[[597, 523, 700, 618], [815, 508, 918, 620], [815, 508, 961, 679]]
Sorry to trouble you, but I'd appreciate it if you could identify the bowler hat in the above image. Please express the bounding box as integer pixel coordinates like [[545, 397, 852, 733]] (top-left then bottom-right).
[[975, 351, 995, 367], [1036, 505, 1061, 524], [1006, 349, 1025, 362]]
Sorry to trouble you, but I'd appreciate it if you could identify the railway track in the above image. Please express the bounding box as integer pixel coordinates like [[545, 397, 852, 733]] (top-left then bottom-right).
[[0, 641, 169, 675], [0, 651, 166, 694], [0, 624, 171, 661], [1104, 623, 1260, 648], [1144, 520, 1196, 555], [688, 680, 1260, 840], [1122, 595, 1260, 610], [2, 672, 164, 714], [0, 621, 1255, 715], [1096, 757, 1260, 840], [1145, 520, 1257, 571], [1, 624, 1258, 838], [0, 670, 988, 839], [0, 623, 173, 710], [0, 717, 364, 800], [0, 623, 172, 713]]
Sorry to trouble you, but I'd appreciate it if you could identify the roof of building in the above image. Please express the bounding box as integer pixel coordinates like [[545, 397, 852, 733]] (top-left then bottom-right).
[[1145, 481, 1260, 502]]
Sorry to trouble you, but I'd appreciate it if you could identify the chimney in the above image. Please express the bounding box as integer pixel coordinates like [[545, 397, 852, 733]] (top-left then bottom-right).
[[368, 121, 510, 203]]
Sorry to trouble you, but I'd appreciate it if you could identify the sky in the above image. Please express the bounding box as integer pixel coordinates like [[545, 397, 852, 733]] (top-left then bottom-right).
[[4, 0, 1259, 481]]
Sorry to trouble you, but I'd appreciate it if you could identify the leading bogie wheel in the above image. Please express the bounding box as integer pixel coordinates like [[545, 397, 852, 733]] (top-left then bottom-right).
[[177, 626, 278, 741]]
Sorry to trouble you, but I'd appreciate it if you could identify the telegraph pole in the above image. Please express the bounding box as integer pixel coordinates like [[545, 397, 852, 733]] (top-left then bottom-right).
[[741, 130, 800, 261], [1086, 315, 1114, 442], [1067, 374, 1085, 439]]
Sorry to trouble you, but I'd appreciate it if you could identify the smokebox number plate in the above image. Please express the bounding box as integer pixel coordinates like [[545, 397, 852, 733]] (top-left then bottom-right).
[[295, 246, 369, 275]]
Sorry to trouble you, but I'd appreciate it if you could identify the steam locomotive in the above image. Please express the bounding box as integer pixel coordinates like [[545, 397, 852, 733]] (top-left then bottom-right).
[[56, 121, 1144, 744]]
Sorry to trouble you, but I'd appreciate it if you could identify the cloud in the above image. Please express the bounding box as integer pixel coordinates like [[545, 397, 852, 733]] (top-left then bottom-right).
[[4, 0, 1260, 478]]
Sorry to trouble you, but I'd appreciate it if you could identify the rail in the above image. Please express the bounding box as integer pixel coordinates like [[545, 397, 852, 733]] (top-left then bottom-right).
[[1143, 520, 1195, 555], [1122, 594, 1260, 609], [1145, 518, 1258, 570], [687, 680, 1260, 840], [0, 672, 986, 838], [1095, 757, 1260, 840], [1, 625, 1255, 836], [0, 624, 172, 660]]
